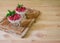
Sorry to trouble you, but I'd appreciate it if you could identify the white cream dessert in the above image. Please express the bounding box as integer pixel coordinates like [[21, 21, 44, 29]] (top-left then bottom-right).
[[15, 4, 27, 17], [6, 10, 22, 24]]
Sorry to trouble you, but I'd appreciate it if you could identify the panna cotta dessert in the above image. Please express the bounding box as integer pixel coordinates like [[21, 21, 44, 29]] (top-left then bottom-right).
[[6, 10, 22, 25], [15, 4, 27, 17]]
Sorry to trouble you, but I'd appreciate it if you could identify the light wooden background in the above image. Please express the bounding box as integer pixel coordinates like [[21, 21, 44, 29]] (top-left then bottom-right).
[[0, 0, 60, 40]]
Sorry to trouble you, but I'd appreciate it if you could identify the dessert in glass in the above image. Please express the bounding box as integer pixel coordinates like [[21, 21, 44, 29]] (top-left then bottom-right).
[[15, 4, 27, 18], [6, 10, 22, 26]]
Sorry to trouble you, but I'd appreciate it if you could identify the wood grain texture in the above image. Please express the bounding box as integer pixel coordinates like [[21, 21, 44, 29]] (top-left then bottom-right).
[[0, 0, 60, 40]]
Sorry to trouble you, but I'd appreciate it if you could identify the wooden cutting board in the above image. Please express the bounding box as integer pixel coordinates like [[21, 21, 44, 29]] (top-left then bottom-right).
[[0, 0, 60, 40]]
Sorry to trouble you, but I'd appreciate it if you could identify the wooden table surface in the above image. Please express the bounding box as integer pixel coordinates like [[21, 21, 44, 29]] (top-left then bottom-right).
[[0, 0, 60, 40]]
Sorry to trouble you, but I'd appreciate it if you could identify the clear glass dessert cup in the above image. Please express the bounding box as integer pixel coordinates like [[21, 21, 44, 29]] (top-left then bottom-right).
[[8, 18, 21, 27]]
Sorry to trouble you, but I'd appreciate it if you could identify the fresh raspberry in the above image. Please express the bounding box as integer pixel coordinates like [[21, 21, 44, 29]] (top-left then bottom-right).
[[16, 7, 26, 12], [13, 14, 21, 20], [8, 14, 21, 20], [8, 16, 13, 20]]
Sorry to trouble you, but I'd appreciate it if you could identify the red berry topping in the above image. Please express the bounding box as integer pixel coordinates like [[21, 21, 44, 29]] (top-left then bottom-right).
[[8, 16, 13, 20], [8, 14, 21, 20], [16, 4, 26, 12], [16, 7, 26, 12]]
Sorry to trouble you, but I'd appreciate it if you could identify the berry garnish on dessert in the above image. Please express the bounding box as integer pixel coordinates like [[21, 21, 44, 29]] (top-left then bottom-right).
[[8, 13, 21, 20], [16, 4, 26, 12], [6, 10, 22, 23], [15, 4, 27, 15]]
